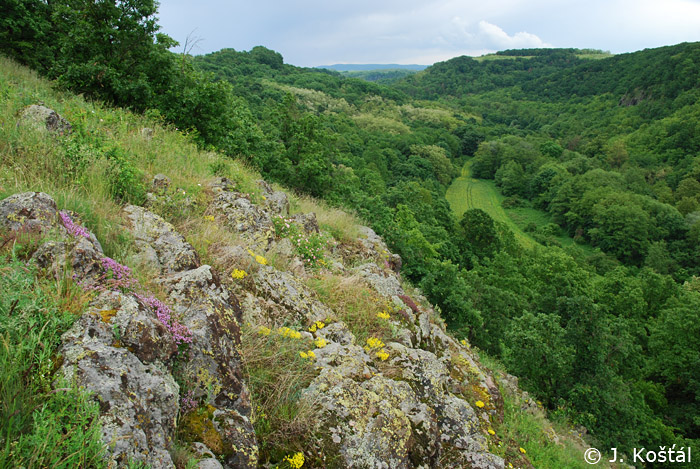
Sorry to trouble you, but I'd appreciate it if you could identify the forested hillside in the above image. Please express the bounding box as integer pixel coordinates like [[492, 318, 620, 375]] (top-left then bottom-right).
[[2, 1, 699, 466]]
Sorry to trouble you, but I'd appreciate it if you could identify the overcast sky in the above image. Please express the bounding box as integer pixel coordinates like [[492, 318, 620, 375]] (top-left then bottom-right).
[[156, 0, 700, 67]]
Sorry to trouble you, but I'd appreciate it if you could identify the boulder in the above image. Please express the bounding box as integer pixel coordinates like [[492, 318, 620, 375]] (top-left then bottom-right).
[[211, 192, 275, 249], [19, 104, 72, 134], [123, 204, 199, 273]]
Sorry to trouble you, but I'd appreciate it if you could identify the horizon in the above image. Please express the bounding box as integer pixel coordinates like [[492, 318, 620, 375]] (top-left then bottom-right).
[[156, 0, 700, 67]]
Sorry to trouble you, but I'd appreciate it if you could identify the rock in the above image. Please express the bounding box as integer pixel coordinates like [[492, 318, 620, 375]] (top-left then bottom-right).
[[257, 180, 289, 216], [19, 104, 72, 135], [0, 191, 59, 234], [60, 292, 180, 468], [290, 212, 319, 234], [140, 127, 154, 140], [123, 204, 199, 273], [208, 177, 236, 194], [355, 262, 404, 298], [251, 265, 334, 326], [211, 192, 275, 249], [198, 459, 224, 469], [152, 174, 171, 192], [157, 265, 258, 468], [357, 225, 402, 273]]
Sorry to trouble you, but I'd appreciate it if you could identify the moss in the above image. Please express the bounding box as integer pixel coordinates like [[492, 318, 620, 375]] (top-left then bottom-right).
[[99, 308, 118, 323], [178, 405, 229, 456]]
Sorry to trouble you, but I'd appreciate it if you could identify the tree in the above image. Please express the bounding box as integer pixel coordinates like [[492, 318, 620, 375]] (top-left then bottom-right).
[[459, 209, 500, 259], [50, 0, 175, 109]]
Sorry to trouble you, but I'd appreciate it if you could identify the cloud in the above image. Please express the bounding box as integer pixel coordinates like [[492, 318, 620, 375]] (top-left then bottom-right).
[[156, 0, 700, 66], [476, 21, 551, 49]]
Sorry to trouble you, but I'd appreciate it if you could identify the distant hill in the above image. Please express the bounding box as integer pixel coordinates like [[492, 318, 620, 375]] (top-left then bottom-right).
[[317, 63, 428, 71]]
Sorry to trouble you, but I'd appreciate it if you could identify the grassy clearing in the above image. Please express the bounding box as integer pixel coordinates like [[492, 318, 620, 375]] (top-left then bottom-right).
[[0, 248, 105, 468], [446, 160, 538, 249]]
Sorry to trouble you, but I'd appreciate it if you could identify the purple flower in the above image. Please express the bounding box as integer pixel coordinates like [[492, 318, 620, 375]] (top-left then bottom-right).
[[59, 211, 90, 239], [137, 294, 193, 345]]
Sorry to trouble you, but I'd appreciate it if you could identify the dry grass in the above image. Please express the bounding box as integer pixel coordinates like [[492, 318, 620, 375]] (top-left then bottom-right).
[[239, 323, 321, 465], [306, 273, 393, 344], [289, 193, 361, 243]]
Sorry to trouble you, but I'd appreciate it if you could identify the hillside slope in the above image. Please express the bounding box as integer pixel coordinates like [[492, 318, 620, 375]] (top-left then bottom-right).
[[0, 57, 609, 469]]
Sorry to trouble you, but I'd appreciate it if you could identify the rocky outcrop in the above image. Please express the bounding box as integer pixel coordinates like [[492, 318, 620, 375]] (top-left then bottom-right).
[[122, 204, 257, 468], [211, 192, 275, 249], [1, 182, 508, 468]]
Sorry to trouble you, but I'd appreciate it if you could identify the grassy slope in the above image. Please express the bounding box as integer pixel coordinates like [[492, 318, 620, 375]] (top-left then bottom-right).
[[0, 56, 601, 469]]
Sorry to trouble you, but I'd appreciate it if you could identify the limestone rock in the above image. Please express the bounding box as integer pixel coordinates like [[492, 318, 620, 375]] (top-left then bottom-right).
[[60, 292, 180, 468], [152, 174, 171, 192], [19, 104, 72, 134], [208, 177, 236, 194], [355, 262, 404, 298], [0, 191, 59, 233], [251, 265, 334, 326], [157, 266, 257, 468], [257, 180, 289, 216], [290, 212, 319, 234], [211, 192, 275, 249], [123, 204, 199, 273]]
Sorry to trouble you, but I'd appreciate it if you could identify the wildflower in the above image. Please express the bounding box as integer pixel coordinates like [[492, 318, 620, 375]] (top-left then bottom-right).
[[247, 249, 268, 265], [59, 211, 90, 239], [279, 327, 301, 339], [314, 337, 328, 348], [180, 390, 197, 414], [377, 311, 390, 320], [365, 337, 385, 350], [375, 349, 390, 361], [475, 400, 485, 408], [519, 447, 527, 454], [299, 351, 309, 359], [460, 339, 468, 346], [258, 326, 271, 336], [487, 429, 496, 435], [231, 269, 248, 279], [307, 350, 315, 359], [284, 452, 304, 469], [204, 215, 215, 222], [137, 294, 192, 345], [308, 320, 325, 332]]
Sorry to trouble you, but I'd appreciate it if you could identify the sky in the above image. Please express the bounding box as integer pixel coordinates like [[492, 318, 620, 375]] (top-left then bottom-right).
[[156, 0, 700, 67]]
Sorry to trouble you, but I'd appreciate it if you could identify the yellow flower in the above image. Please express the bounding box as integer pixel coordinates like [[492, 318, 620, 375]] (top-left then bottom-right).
[[247, 249, 268, 265], [309, 324, 317, 332], [377, 311, 390, 320], [299, 351, 308, 359], [519, 447, 527, 454], [315, 321, 325, 329], [314, 337, 328, 348], [258, 326, 271, 336], [284, 452, 304, 469], [375, 349, 390, 361], [366, 337, 385, 349], [231, 269, 248, 279], [487, 429, 495, 435], [204, 215, 215, 222], [475, 400, 485, 408], [307, 350, 316, 359], [278, 327, 301, 339], [460, 339, 467, 346]]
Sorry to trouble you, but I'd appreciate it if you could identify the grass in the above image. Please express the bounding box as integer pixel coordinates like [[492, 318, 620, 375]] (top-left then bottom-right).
[[478, 353, 626, 469], [446, 160, 596, 256], [239, 323, 320, 466], [446, 160, 538, 249], [306, 273, 395, 346], [0, 248, 105, 468]]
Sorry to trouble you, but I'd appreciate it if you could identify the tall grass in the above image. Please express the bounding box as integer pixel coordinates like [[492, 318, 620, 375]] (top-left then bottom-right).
[[0, 249, 105, 468]]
